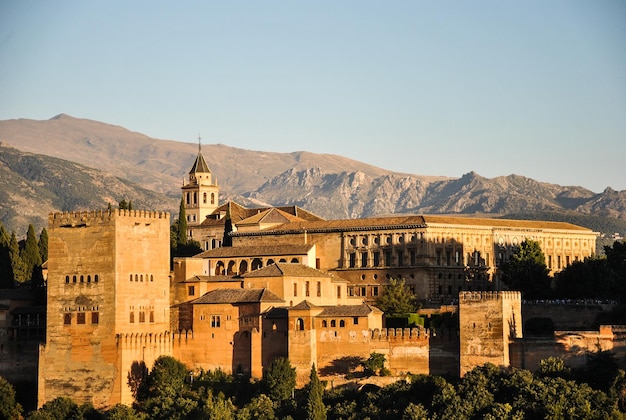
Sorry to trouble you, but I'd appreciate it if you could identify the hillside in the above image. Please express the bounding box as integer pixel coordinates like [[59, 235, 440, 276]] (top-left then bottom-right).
[[0, 145, 177, 236], [1, 114, 625, 237]]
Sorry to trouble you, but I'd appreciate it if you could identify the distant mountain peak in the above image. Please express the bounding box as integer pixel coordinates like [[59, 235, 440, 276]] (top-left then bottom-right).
[[50, 113, 72, 120]]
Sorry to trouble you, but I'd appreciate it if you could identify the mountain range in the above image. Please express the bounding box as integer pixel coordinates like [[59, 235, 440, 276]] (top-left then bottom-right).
[[1, 114, 625, 238]]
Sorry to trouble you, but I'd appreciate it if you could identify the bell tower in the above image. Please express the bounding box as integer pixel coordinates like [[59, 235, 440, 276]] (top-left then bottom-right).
[[182, 136, 219, 227]]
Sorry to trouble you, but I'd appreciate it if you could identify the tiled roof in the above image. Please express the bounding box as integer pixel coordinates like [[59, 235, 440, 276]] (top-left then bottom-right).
[[182, 275, 240, 284], [237, 208, 306, 226], [421, 215, 590, 231], [232, 214, 592, 235], [200, 202, 325, 227], [242, 263, 330, 279], [189, 151, 211, 174], [263, 307, 288, 318], [318, 304, 382, 317], [194, 244, 314, 259], [290, 300, 318, 310], [192, 288, 284, 304]]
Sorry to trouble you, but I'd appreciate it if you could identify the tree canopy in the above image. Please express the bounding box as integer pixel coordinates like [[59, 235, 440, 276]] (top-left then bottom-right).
[[375, 278, 419, 315], [500, 239, 551, 299]]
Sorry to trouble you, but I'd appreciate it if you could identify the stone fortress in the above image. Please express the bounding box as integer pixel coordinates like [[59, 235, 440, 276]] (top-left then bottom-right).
[[36, 146, 625, 409]]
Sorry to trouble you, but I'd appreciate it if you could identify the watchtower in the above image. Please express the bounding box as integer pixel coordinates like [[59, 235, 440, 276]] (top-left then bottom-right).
[[38, 209, 171, 408], [458, 291, 522, 376]]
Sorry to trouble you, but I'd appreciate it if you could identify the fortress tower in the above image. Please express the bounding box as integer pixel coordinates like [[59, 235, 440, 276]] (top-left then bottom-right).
[[182, 139, 219, 228], [38, 210, 171, 408], [458, 291, 522, 376]]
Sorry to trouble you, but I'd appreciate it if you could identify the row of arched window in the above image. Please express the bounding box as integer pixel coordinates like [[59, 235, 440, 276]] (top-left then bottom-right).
[[214, 257, 300, 276], [65, 274, 99, 284], [129, 274, 154, 282]]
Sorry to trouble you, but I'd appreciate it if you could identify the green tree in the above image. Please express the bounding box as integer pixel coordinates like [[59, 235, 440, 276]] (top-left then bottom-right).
[[38, 227, 48, 263], [177, 198, 188, 246], [222, 203, 233, 247], [305, 364, 327, 420], [375, 278, 418, 315], [118, 199, 128, 210], [128, 200, 133, 211], [361, 352, 386, 377], [136, 356, 197, 419], [236, 394, 275, 420], [198, 389, 235, 420], [263, 357, 296, 404], [105, 403, 142, 420], [9, 232, 26, 284], [0, 223, 13, 288], [500, 239, 551, 299], [554, 257, 611, 298], [537, 357, 571, 379], [21, 224, 42, 282], [27, 396, 80, 419], [0, 375, 22, 419]]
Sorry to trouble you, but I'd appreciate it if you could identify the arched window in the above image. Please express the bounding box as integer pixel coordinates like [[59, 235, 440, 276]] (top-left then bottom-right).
[[227, 260, 236, 275], [251, 258, 263, 271], [203, 192, 207, 203], [193, 192, 197, 205], [291, 258, 299, 263], [211, 193, 215, 204], [80, 275, 84, 283], [130, 274, 133, 282], [215, 261, 226, 276], [296, 318, 305, 331], [267, 259, 275, 266], [239, 260, 248, 274], [339, 320, 345, 327], [65, 275, 70, 284], [150, 275, 153, 282], [94, 274, 99, 283], [135, 274, 139, 282], [279, 258, 287, 263], [87, 275, 91, 283], [322, 320, 327, 328], [330, 320, 336, 328], [140, 274, 143, 282], [186, 192, 190, 205]]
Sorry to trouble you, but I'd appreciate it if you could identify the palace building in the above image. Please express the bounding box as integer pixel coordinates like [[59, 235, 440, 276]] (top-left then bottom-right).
[[38, 145, 622, 410]]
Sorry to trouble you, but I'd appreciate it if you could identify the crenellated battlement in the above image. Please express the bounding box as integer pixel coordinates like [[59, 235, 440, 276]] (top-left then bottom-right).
[[371, 327, 430, 340], [48, 209, 169, 228], [459, 290, 521, 302]]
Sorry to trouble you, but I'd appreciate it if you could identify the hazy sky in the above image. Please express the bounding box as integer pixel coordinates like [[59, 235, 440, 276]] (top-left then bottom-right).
[[1, 1, 625, 192]]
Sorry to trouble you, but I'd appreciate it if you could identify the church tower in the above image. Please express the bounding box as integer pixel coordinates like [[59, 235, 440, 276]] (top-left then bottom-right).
[[182, 137, 219, 227]]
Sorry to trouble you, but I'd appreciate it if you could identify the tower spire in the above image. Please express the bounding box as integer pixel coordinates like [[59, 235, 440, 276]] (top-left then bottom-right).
[[198, 133, 202, 153]]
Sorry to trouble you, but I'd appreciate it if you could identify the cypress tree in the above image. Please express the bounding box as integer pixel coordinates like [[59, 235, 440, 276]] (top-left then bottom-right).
[[177, 198, 188, 246], [305, 363, 327, 420], [107, 202, 112, 213], [222, 202, 233, 247], [128, 200, 133, 211], [119, 199, 128, 210], [0, 223, 13, 288], [9, 232, 26, 284], [21, 224, 42, 282], [38, 228, 48, 263]]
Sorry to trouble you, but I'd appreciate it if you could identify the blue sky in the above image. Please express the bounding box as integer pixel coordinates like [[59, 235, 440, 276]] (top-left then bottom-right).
[[1, 1, 625, 192]]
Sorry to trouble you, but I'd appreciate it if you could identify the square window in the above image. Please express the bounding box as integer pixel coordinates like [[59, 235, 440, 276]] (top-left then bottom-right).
[[64, 313, 71, 325], [77, 313, 86, 325], [91, 312, 99, 324]]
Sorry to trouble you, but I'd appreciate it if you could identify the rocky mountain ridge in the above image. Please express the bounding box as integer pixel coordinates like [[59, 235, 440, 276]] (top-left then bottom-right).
[[1, 114, 625, 237]]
